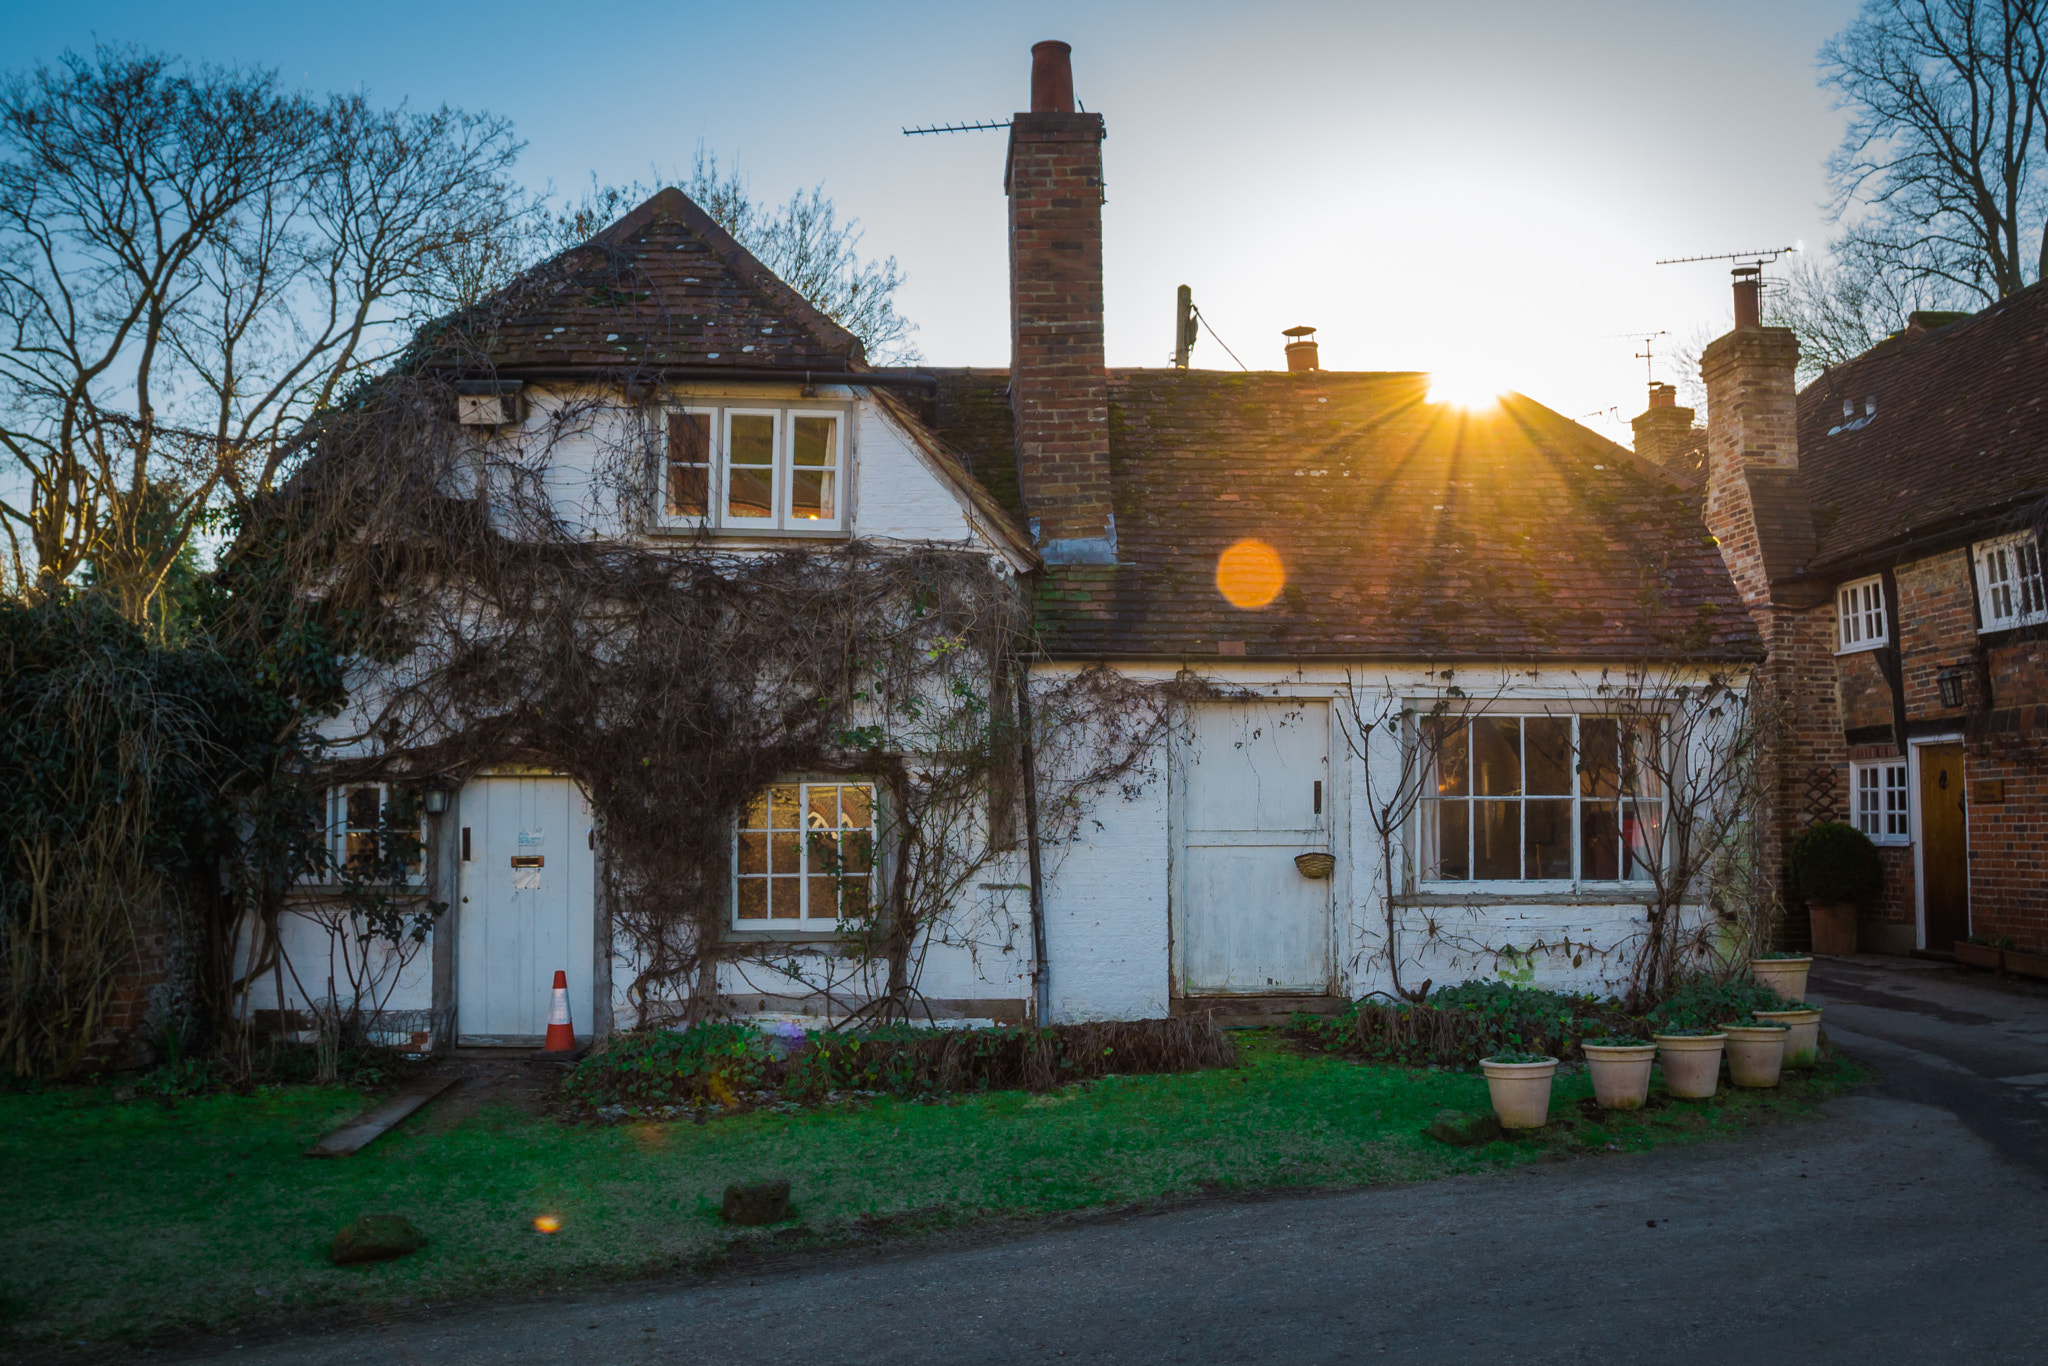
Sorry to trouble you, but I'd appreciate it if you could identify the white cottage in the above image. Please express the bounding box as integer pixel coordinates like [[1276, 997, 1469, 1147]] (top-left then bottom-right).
[[243, 41, 1758, 1046]]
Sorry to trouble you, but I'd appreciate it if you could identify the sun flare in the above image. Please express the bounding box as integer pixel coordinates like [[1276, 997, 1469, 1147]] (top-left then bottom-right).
[[1216, 538, 1285, 609], [1426, 369, 1506, 410]]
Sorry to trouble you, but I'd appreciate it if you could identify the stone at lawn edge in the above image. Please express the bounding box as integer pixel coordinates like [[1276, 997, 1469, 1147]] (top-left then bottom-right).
[[723, 1180, 794, 1226], [330, 1215, 426, 1265], [1423, 1109, 1503, 1147]]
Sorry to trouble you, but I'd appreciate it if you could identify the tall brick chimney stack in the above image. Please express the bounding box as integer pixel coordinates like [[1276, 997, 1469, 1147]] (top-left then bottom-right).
[[1701, 267, 1806, 610], [1007, 40, 1115, 564], [1630, 381, 1697, 472]]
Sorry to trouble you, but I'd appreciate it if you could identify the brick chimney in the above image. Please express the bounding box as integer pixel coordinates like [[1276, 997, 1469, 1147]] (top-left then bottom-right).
[[1007, 40, 1115, 564], [1701, 268, 1810, 610], [1630, 382, 1698, 472]]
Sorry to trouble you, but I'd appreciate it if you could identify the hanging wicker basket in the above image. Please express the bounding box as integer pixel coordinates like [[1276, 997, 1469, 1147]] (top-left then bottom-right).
[[1294, 851, 1336, 879]]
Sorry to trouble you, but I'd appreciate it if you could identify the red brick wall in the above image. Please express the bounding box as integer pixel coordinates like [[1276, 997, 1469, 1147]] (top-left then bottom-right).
[[1965, 708, 2048, 951], [1006, 112, 1114, 552]]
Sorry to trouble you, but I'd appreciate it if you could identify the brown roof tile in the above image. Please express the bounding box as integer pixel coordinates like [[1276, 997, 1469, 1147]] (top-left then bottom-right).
[[1796, 282, 2048, 571], [926, 369, 1758, 663]]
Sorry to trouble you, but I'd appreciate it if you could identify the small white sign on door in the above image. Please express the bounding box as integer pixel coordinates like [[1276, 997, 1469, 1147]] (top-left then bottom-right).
[[513, 868, 543, 890], [518, 828, 545, 845]]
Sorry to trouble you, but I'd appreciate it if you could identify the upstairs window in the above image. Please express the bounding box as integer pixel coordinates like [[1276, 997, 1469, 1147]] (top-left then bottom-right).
[[1852, 761, 1910, 845], [1975, 532, 2047, 631], [1836, 576, 1888, 652], [1419, 714, 1663, 885], [733, 781, 876, 927], [661, 404, 846, 533]]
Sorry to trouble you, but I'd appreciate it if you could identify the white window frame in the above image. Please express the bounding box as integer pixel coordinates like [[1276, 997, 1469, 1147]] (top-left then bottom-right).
[[1974, 531, 2047, 632], [1415, 711, 1667, 890], [731, 779, 880, 930], [1836, 575, 1889, 653], [1851, 760, 1911, 845], [326, 784, 429, 886], [654, 401, 850, 535]]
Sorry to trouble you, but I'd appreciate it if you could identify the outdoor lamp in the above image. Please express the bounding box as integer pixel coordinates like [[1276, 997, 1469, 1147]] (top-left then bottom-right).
[[421, 785, 452, 816], [1936, 668, 1967, 709]]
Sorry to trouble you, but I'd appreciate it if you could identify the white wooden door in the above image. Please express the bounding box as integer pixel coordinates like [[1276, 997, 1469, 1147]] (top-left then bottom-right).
[[1177, 701, 1332, 996], [456, 777, 596, 1043]]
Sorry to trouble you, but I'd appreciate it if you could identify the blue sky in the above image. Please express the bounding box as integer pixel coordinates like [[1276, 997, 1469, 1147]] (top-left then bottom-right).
[[1, 0, 1863, 440]]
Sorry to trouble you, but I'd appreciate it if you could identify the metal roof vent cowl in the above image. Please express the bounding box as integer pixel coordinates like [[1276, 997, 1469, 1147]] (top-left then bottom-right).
[[1284, 326, 1320, 372]]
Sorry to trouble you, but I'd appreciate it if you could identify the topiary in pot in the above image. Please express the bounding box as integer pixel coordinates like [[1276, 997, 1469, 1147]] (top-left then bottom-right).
[[1786, 821, 1884, 956]]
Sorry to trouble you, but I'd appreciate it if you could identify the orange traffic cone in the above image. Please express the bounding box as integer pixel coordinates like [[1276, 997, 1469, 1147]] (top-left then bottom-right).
[[542, 970, 576, 1053]]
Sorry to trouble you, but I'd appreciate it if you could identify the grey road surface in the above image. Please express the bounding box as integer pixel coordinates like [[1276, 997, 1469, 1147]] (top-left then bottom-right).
[[170, 957, 2048, 1366]]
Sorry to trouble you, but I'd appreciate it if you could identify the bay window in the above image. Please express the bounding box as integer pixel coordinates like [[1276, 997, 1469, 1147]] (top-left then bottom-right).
[[1420, 714, 1663, 884], [661, 402, 847, 533]]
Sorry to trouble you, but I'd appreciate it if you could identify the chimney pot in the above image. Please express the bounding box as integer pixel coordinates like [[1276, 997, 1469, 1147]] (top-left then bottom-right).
[[1648, 381, 1676, 409], [1732, 265, 1762, 329], [1283, 325, 1319, 372], [1030, 40, 1075, 114]]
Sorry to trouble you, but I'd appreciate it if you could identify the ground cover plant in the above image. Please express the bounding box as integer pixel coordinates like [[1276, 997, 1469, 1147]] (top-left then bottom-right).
[[1, 1033, 1865, 1351], [1289, 980, 1642, 1065]]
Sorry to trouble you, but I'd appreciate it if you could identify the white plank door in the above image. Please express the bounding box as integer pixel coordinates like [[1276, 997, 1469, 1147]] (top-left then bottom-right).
[[456, 777, 596, 1043], [1177, 700, 1332, 996]]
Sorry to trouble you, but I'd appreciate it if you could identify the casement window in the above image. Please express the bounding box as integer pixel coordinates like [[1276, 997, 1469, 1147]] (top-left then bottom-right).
[[1419, 715, 1664, 884], [661, 403, 847, 533], [1975, 532, 2047, 631], [1836, 576, 1888, 652], [1852, 761, 1910, 845], [328, 785, 426, 884], [733, 781, 877, 927]]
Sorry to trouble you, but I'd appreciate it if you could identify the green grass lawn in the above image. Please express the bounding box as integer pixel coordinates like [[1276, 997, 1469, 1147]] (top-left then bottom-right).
[[1, 1038, 1865, 1350]]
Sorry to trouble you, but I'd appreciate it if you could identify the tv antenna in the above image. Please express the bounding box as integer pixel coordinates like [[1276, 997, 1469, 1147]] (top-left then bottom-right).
[[1654, 245, 1799, 269], [902, 119, 1011, 136], [1633, 331, 1669, 386]]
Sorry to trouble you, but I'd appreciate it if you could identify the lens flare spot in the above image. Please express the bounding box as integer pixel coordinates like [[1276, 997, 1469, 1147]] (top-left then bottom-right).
[[1216, 538, 1285, 609], [533, 1214, 561, 1234], [1426, 369, 1505, 409]]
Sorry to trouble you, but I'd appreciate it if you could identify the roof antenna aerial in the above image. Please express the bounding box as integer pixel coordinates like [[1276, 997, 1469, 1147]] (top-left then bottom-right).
[[1172, 285, 1197, 368], [902, 118, 1011, 136]]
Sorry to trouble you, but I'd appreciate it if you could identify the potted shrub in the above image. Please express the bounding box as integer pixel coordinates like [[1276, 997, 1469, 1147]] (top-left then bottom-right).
[[1722, 1018, 1789, 1088], [1581, 1036, 1656, 1110], [1749, 951, 1813, 1003], [1786, 822, 1884, 956], [1652, 1028, 1726, 1099], [1752, 1003, 1823, 1067], [1953, 936, 2003, 972], [1479, 1051, 1558, 1129]]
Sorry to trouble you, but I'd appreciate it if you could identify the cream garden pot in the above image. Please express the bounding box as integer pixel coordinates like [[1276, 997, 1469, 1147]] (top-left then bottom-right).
[[1479, 1056, 1558, 1129], [1654, 1033, 1727, 1099], [1724, 1024, 1789, 1088], [1752, 1008, 1822, 1067], [1582, 1043, 1657, 1110], [1750, 956, 1813, 1003]]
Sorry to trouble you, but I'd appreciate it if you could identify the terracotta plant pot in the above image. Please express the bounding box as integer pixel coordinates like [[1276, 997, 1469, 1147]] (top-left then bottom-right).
[[1724, 1024, 1788, 1088], [1809, 901, 1859, 956], [1952, 941, 2002, 972], [1479, 1056, 1558, 1129], [1582, 1044, 1656, 1110], [2004, 949, 2048, 982], [1654, 1033, 1726, 1099], [1749, 956, 1812, 1004], [1752, 1009, 1822, 1067]]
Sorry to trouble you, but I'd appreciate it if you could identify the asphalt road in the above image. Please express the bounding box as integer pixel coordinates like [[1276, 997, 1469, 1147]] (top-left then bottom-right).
[[168, 958, 2048, 1366]]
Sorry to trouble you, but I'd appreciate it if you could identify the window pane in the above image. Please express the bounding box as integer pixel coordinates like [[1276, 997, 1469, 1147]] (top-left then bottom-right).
[[727, 414, 775, 520], [805, 827, 839, 875], [736, 878, 768, 920], [769, 875, 801, 919], [737, 831, 767, 876], [1581, 802, 1620, 880], [839, 784, 873, 830], [771, 831, 801, 874], [1424, 799, 1469, 880], [837, 875, 871, 919], [1622, 719, 1663, 800], [791, 469, 836, 520], [667, 412, 710, 517], [1525, 716, 1572, 795], [807, 876, 840, 918], [791, 415, 836, 467], [346, 787, 381, 829], [1623, 802, 1663, 879], [1525, 799, 1572, 879], [1475, 800, 1519, 879], [1472, 717, 1521, 796], [1580, 718, 1619, 798], [742, 790, 770, 829], [769, 785, 801, 828], [1429, 719, 1470, 796]]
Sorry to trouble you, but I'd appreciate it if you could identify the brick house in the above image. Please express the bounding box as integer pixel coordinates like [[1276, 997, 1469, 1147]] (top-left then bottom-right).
[[1643, 275, 2048, 957]]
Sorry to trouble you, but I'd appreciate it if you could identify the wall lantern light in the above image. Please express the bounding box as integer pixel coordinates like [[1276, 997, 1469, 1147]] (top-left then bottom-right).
[[421, 785, 452, 816], [1936, 668, 1967, 710]]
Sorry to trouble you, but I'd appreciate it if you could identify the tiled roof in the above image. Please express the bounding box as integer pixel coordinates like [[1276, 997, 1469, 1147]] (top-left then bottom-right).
[[924, 370, 1758, 662], [1796, 282, 2048, 571], [447, 188, 862, 373]]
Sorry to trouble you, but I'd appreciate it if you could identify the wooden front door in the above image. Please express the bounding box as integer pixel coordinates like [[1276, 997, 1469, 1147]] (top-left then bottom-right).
[[456, 777, 597, 1043], [1918, 744, 1969, 951], [1176, 701, 1333, 996]]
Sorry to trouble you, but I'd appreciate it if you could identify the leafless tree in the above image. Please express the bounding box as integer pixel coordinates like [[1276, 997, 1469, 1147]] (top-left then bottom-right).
[[0, 46, 527, 619], [543, 147, 921, 365], [1821, 0, 2048, 303], [1764, 241, 1973, 381]]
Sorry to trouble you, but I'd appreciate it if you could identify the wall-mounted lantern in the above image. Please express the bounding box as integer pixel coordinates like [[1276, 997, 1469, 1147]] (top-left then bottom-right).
[[421, 784, 452, 816], [1936, 668, 1967, 709]]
